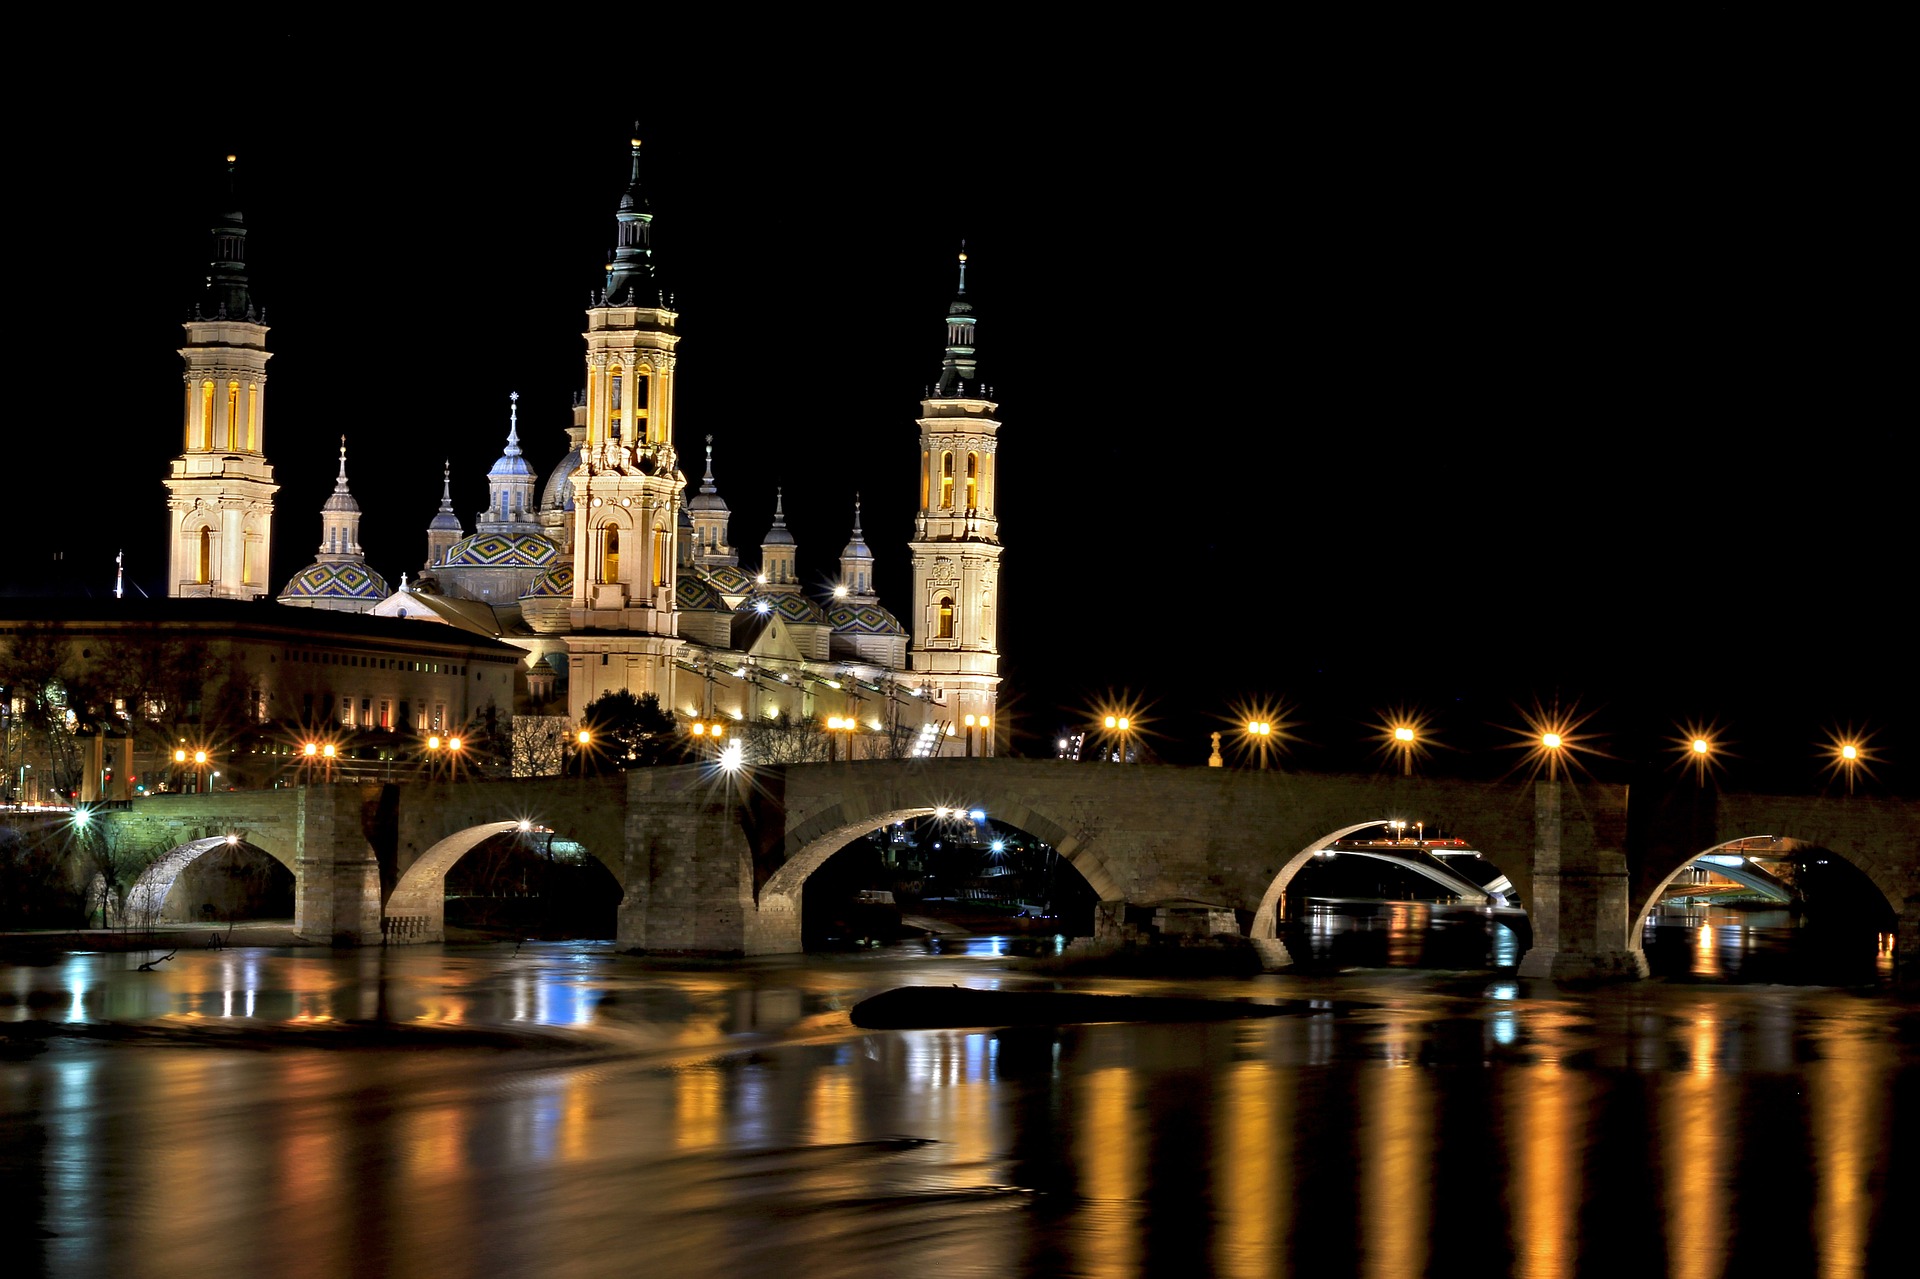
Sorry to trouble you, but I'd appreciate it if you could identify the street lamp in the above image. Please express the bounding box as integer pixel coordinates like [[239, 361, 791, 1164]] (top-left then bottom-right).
[[1103, 714, 1132, 764], [574, 728, 592, 778], [825, 716, 855, 761]]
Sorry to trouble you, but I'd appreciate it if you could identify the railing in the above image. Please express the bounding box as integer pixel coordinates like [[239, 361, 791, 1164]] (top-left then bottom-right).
[[381, 915, 431, 942]]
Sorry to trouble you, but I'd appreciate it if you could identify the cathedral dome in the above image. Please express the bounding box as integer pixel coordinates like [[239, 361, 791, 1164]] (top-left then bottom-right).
[[737, 593, 827, 625], [828, 599, 906, 637], [540, 447, 581, 513], [677, 575, 727, 612], [441, 531, 559, 568], [704, 564, 755, 596], [277, 561, 388, 605], [519, 564, 574, 600]]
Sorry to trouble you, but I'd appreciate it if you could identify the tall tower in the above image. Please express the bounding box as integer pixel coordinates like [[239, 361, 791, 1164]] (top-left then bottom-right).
[[565, 133, 687, 714], [908, 248, 1003, 752], [165, 155, 277, 598], [424, 461, 464, 569]]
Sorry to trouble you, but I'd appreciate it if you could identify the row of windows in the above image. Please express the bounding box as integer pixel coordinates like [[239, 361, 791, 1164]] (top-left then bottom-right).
[[590, 367, 659, 444], [186, 379, 259, 452], [923, 450, 991, 511], [285, 650, 467, 675], [302, 693, 450, 732]]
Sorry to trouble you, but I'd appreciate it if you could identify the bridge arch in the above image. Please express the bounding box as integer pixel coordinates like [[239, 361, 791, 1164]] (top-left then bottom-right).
[[385, 820, 624, 944], [125, 833, 295, 924], [1633, 833, 1900, 942], [754, 788, 1124, 953]]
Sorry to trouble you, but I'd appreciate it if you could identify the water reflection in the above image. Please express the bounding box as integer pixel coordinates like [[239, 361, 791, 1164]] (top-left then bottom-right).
[[1643, 906, 1894, 985], [1292, 899, 1527, 971], [3, 948, 1914, 1278]]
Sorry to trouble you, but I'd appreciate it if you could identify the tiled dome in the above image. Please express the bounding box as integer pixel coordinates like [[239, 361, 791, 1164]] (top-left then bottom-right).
[[441, 531, 559, 568], [278, 561, 388, 602], [519, 564, 575, 600], [737, 593, 828, 625], [828, 600, 906, 636]]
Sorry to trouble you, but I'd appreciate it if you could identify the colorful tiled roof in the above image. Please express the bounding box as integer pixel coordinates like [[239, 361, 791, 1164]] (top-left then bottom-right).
[[441, 531, 559, 568], [519, 564, 575, 600], [278, 562, 388, 601], [828, 600, 906, 636]]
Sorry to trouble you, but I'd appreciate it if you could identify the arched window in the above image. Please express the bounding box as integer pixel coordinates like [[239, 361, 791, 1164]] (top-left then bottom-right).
[[200, 381, 215, 449], [609, 368, 623, 440], [937, 596, 954, 639], [246, 383, 258, 451], [226, 381, 239, 450], [196, 528, 211, 583], [603, 524, 621, 582], [920, 451, 930, 509], [940, 453, 955, 509], [653, 527, 669, 586], [634, 370, 652, 440], [965, 453, 979, 509]]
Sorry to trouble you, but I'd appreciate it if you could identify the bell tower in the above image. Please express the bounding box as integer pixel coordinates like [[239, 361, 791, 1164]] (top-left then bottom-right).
[[165, 154, 277, 598], [564, 132, 687, 716], [908, 247, 1003, 752]]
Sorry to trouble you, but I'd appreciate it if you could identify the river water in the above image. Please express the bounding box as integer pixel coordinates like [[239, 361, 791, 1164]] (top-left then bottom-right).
[[2, 918, 1913, 1278]]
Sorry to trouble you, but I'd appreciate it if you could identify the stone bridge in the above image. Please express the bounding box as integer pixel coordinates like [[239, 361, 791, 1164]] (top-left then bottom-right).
[[100, 760, 1920, 979]]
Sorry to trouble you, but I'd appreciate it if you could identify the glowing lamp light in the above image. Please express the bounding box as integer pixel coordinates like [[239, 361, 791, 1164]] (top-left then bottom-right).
[[226, 834, 239, 846], [175, 749, 187, 763], [969, 809, 986, 822], [1541, 733, 1563, 750], [964, 714, 976, 727], [718, 741, 744, 771], [1841, 744, 1858, 761], [692, 723, 706, 736], [303, 743, 318, 758], [1395, 726, 1415, 743], [73, 808, 90, 827], [1692, 738, 1710, 755], [448, 738, 462, 751], [322, 744, 336, 759], [577, 730, 591, 746], [428, 735, 441, 750], [194, 751, 208, 765], [834, 585, 848, 598], [518, 819, 533, 833]]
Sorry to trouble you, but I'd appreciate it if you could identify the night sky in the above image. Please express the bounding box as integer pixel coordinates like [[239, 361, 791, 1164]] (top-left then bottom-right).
[[9, 20, 1906, 789]]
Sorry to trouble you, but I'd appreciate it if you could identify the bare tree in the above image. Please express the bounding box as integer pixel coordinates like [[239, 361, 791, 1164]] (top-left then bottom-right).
[[510, 715, 573, 777], [740, 716, 833, 765]]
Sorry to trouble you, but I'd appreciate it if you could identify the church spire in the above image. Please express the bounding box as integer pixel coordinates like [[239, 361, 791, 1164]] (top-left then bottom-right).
[[478, 392, 536, 533], [316, 436, 364, 560], [202, 153, 253, 320], [839, 494, 875, 598], [934, 243, 978, 396], [605, 128, 657, 305], [425, 458, 464, 567]]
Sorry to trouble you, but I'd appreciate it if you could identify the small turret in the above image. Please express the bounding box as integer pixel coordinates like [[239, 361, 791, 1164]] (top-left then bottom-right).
[[759, 488, 797, 589], [838, 495, 875, 598], [425, 460, 463, 568]]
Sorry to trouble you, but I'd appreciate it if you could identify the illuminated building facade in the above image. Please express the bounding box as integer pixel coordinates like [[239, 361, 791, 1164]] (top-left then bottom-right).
[[163, 156, 277, 600]]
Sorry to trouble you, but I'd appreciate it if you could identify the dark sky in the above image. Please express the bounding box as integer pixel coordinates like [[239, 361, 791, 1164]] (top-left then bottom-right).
[[9, 18, 1906, 789]]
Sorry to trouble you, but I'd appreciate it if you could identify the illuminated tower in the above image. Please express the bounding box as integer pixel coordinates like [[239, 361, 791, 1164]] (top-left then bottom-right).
[[565, 133, 686, 713], [277, 438, 387, 612], [424, 460, 463, 569], [165, 155, 277, 598], [907, 248, 1002, 751], [685, 436, 736, 568]]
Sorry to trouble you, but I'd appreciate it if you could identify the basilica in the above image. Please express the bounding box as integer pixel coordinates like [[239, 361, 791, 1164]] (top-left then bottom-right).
[[161, 140, 1003, 759]]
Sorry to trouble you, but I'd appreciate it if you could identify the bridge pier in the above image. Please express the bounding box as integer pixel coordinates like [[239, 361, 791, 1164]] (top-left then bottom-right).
[[1517, 781, 1648, 980], [293, 785, 384, 946]]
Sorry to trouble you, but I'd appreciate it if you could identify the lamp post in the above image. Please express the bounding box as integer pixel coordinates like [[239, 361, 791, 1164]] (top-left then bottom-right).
[[1245, 719, 1272, 768], [689, 718, 727, 760], [1103, 715, 1132, 764], [574, 728, 592, 778], [826, 716, 855, 761], [1393, 724, 1416, 776]]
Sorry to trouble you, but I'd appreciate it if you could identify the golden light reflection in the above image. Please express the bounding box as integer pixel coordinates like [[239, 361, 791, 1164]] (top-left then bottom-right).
[[1509, 1063, 1583, 1279], [1811, 1016, 1890, 1279], [1360, 1060, 1431, 1279], [675, 1066, 724, 1151], [1692, 915, 1722, 978], [1662, 1014, 1725, 1279], [1214, 1060, 1289, 1277], [809, 1065, 857, 1148], [1080, 1066, 1141, 1279]]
